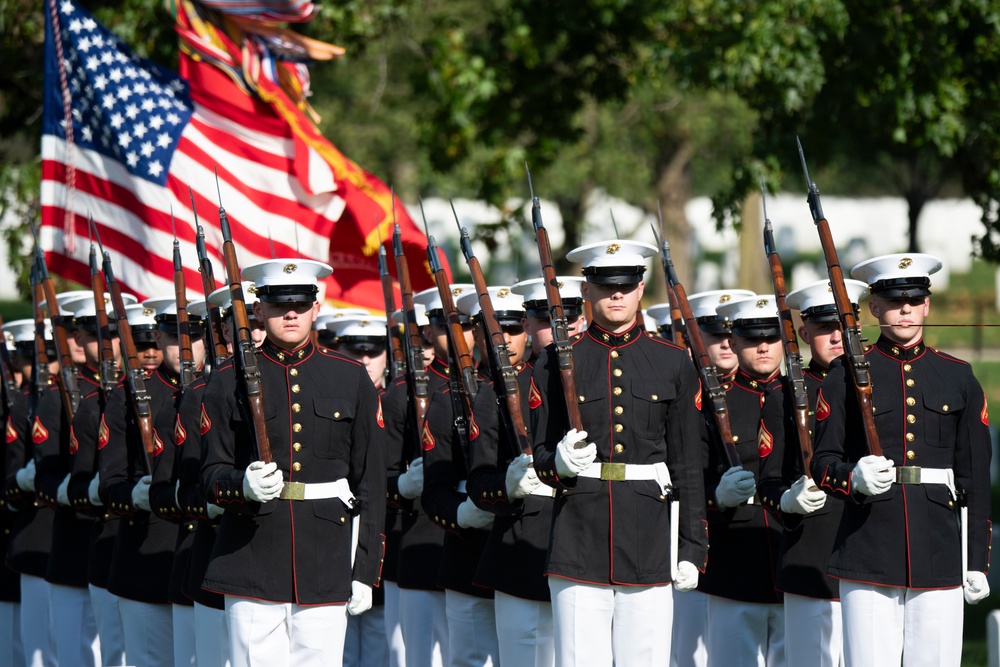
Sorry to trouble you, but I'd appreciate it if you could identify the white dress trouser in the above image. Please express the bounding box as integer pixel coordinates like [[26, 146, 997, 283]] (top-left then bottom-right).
[[344, 605, 388, 667], [839, 581, 963, 667], [705, 595, 784, 667], [784, 593, 843, 667], [398, 588, 447, 667], [549, 576, 674, 667], [445, 590, 499, 667], [383, 582, 406, 667], [494, 591, 554, 667], [225, 595, 349, 667], [89, 584, 126, 666], [171, 603, 196, 667], [49, 582, 100, 667], [0, 600, 24, 667], [20, 575, 55, 667], [193, 603, 230, 667], [118, 598, 174, 667], [671, 588, 708, 667]]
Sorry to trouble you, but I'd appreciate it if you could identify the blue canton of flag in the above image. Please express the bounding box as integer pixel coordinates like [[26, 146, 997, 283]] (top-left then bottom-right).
[[44, 0, 192, 186]]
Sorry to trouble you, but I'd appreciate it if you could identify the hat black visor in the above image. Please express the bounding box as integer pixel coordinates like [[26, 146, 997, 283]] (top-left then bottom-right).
[[257, 285, 319, 303], [731, 320, 781, 339], [583, 266, 646, 286]]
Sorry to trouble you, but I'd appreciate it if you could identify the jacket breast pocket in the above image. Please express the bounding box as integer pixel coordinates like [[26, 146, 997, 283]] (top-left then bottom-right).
[[630, 383, 675, 440], [313, 398, 355, 459], [923, 394, 964, 448]]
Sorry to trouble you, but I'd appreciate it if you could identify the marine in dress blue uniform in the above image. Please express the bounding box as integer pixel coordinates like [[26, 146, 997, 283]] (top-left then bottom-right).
[[699, 294, 785, 667], [811, 254, 992, 667], [531, 240, 707, 667], [756, 278, 867, 667], [201, 259, 385, 667]]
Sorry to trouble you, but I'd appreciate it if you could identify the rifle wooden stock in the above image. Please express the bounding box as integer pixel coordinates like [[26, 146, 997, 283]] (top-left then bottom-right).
[[102, 253, 155, 473], [36, 266, 81, 421], [653, 227, 741, 469], [457, 226, 532, 456], [764, 216, 814, 475], [798, 140, 882, 457], [217, 197, 272, 464], [392, 224, 431, 429], [667, 286, 688, 349], [525, 170, 584, 434], [378, 241, 406, 379], [172, 240, 196, 389], [89, 255, 117, 399], [427, 241, 477, 407], [30, 274, 51, 410]]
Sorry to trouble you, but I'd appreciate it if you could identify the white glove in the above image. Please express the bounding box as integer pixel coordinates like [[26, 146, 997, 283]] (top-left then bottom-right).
[[242, 461, 283, 503], [56, 474, 71, 507], [347, 580, 373, 616], [456, 497, 493, 529], [131, 475, 152, 511], [396, 458, 424, 500], [206, 503, 224, 520], [15, 459, 35, 493], [715, 466, 756, 509], [779, 475, 827, 515], [965, 571, 990, 604], [88, 472, 103, 507], [852, 455, 895, 496], [673, 561, 699, 592], [505, 454, 541, 499], [554, 429, 596, 478]]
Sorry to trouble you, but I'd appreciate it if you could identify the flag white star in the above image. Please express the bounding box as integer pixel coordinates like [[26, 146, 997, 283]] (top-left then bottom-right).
[[109, 68, 123, 83], [109, 112, 124, 129], [78, 36, 91, 52], [81, 126, 93, 142], [117, 87, 131, 101], [141, 99, 155, 112], [118, 133, 132, 149], [94, 74, 108, 91], [101, 94, 116, 110], [68, 18, 83, 33], [133, 82, 147, 95], [60, 1, 73, 14], [100, 51, 114, 66], [140, 142, 154, 158], [86, 56, 99, 72], [82, 18, 97, 32], [166, 112, 180, 125], [156, 132, 171, 148], [125, 66, 137, 79], [149, 115, 163, 130], [147, 161, 163, 177], [124, 104, 139, 120], [72, 108, 82, 122], [126, 151, 139, 168], [133, 123, 147, 138]]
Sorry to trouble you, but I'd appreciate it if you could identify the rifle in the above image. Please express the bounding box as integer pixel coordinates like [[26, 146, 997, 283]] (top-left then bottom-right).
[[452, 202, 532, 457], [93, 224, 155, 473], [761, 182, 815, 477], [657, 202, 688, 350], [30, 219, 81, 421], [195, 221, 229, 369], [170, 207, 196, 388], [377, 214, 405, 379], [392, 220, 431, 432], [87, 217, 117, 400], [524, 164, 584, 437], [418, 199, 476, 450], [0, 314, 18, 412], [652, 222, 742, 470], [215, 174, 272, 464], [29, 265, 51, 413], [797, 138, 882, 457]]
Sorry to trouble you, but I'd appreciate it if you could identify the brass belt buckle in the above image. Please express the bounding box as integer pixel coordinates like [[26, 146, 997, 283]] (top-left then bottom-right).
[[600, 463, 626, 481], [279, 482, 306, 501], [896, 467, 921, 485]]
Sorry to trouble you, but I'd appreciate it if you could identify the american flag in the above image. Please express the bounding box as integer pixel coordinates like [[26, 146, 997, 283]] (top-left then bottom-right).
[[40, 0, 443, 309]]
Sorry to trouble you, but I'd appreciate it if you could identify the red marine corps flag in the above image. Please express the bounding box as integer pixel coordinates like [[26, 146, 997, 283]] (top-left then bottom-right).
[[40, 0, 446, 311]]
